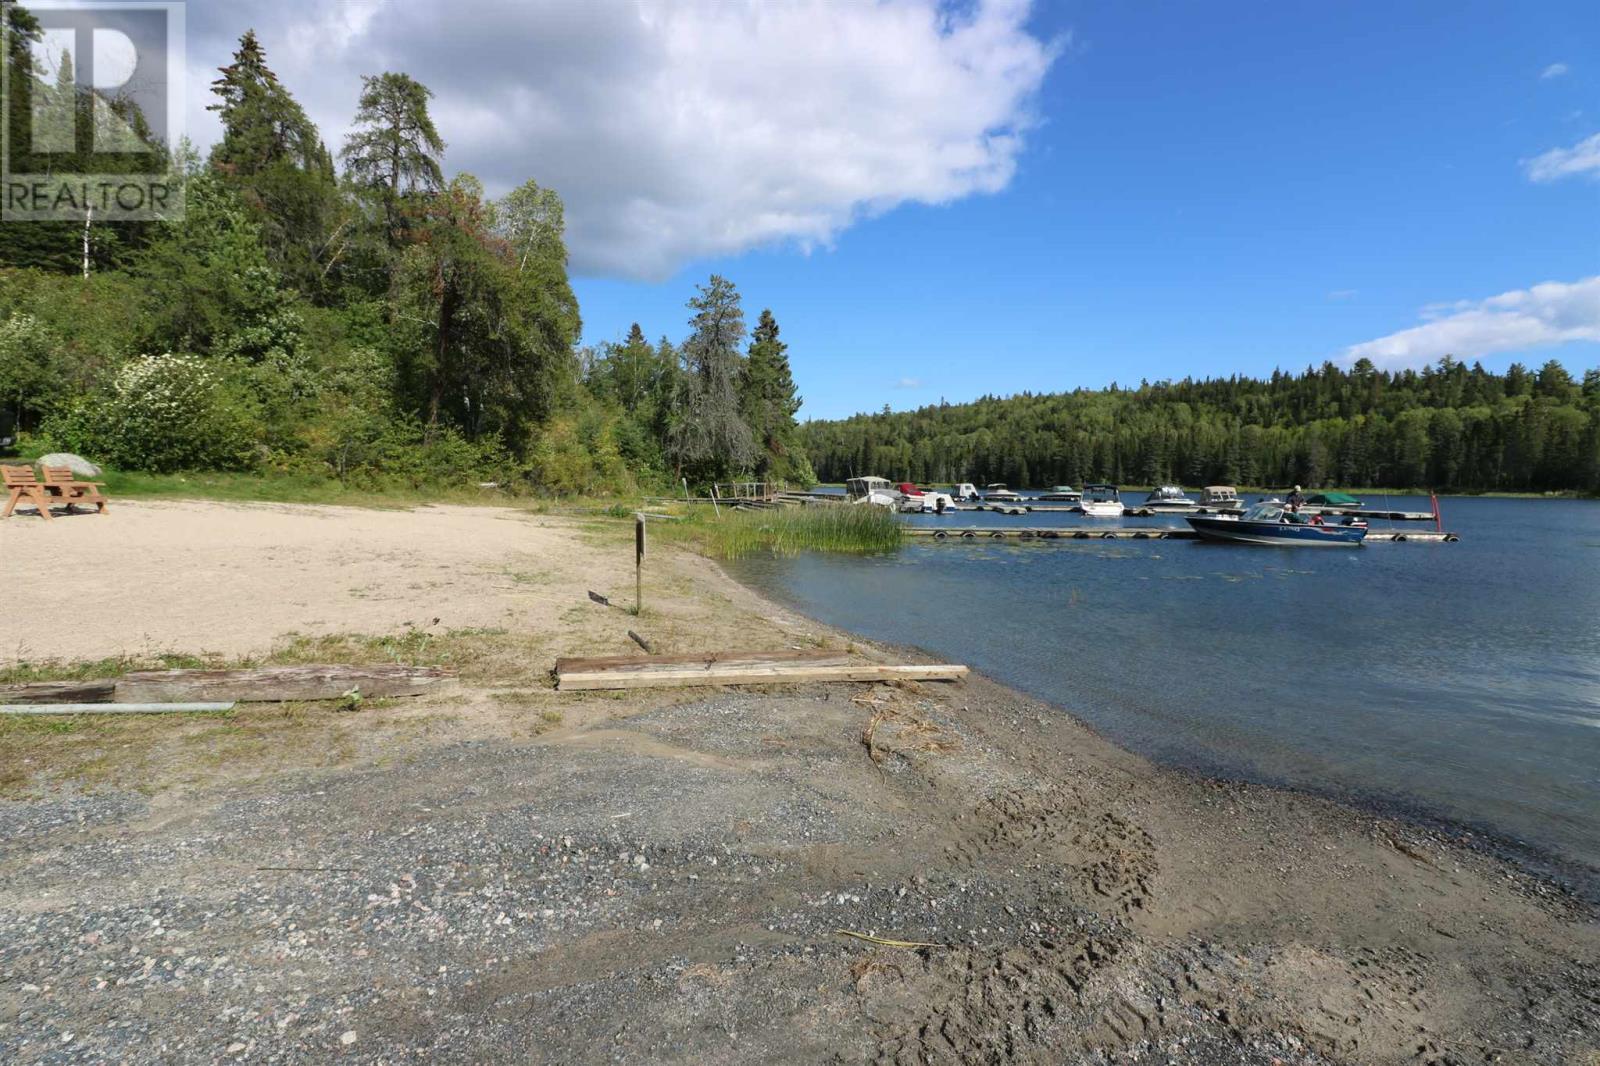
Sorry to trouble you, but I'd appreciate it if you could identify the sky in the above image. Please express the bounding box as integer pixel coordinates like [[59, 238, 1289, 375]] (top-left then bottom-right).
[[170, 0, 1600, 420]]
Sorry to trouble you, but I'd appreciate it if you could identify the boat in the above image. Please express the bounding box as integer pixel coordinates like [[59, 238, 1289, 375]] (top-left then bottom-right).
[[1303, 491, 1363, 510], [950, 482, 980, 502], [1186, 500, 1368, 546], [845, 476, 899, 508], [895, 482, 956, 513], [1197, 485, 1242, 511], [1078, 484, 1124, 517], [1138, 485, 1199, 512], [1036, 485, 1083, 502], [981, 483, 1023, 503]]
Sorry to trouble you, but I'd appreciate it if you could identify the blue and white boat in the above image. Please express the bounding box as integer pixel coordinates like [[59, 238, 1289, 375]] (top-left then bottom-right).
[[1186, 501, 1368, 547]]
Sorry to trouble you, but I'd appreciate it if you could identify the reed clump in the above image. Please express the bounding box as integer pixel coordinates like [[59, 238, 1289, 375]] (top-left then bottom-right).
[[668, 503, 902, 559]]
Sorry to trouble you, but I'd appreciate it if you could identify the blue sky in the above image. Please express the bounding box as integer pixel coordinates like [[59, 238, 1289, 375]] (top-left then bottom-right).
[[183, 1, 1599, 423], [566, 1, 1599, 420]]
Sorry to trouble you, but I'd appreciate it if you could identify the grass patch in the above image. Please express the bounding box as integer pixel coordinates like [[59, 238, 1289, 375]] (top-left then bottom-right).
[[0, 652, 224, 685], [4, 626, 549, 688], [657, 504, 902, 559], [94, 469, 705, 512]]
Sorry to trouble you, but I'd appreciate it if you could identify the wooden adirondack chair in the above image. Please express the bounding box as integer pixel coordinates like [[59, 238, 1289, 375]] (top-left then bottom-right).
[[2, 464, 53, 519], [41, 465, 109, 514]]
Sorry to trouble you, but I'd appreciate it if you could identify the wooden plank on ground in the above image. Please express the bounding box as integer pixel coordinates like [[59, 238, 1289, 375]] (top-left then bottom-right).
[[557, 663, 969, 691], [115, 665, 454, 703], [1, 702, 235, 715], [553, 648, 845, 675], [0, 679, 117, 704]]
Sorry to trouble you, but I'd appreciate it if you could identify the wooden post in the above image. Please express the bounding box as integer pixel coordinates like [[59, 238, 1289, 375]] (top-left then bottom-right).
[[634, 513, 646, 615]]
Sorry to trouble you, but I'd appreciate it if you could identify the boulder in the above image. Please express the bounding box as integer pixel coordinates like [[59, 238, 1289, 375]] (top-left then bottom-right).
[[36, 452, 102, 477]]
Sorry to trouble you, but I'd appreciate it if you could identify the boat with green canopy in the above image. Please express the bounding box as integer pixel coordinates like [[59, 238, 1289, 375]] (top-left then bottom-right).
[[1303, 491, 1362, 508]]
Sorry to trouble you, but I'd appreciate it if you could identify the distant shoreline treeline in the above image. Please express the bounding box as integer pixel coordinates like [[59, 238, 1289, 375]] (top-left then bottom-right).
[[801, 359, 1600, 494]]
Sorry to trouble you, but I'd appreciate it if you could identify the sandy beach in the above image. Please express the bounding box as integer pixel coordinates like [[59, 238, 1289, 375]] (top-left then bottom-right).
[[0, 500, 1596, 1064]]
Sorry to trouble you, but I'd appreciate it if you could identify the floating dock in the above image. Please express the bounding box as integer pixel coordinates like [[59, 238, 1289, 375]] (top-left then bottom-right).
[[957, 503, 1438, 521], [904, 526, 1459, 543]]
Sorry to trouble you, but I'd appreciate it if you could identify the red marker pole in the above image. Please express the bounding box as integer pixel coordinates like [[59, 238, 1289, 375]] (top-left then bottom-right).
[[1430, 492, 1441, 533]]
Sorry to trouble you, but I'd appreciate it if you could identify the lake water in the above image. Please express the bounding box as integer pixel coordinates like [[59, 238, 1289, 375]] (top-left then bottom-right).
[[731, 495, 1600, 885]]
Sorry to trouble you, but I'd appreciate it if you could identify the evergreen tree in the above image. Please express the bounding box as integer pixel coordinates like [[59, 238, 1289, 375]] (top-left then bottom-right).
[[209, 31, 322, 176], [666, 275, 756, 480], [207, 31, 340, 296], [740, 309, 812, 483], [340, 72, 445, 245]]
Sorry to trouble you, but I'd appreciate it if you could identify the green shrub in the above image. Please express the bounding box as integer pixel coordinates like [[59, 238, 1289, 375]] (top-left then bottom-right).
[[527, 407, 635, 496], [45, 353, 256, 472]]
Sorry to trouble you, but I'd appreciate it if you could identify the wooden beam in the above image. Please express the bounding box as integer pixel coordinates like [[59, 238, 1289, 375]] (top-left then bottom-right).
[[553, 648, 845, 675], [1, 702, 235, 715], [0, 679, 117, 705], [115, 665, 454, 703], [557, 663, 968, 691]]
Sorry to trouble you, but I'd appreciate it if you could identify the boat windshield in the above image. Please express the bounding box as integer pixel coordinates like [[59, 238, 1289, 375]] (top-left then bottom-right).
[[1241, 502, 1284, 522]]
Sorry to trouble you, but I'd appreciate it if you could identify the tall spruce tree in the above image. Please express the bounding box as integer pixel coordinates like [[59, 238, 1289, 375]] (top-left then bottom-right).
[[207, 31, 340, 295], [740, 309, 812, 483], [340, 72, 445, 245], [666, 275, 756, 480]]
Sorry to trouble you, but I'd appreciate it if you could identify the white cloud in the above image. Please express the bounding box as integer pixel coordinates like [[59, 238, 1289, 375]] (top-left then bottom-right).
[[180, 0, 1060, 280], [893, 377, 923, 389], [1541, 62, 1569, 80], [1342, 277, 1600, 370], [1523, 132, 1600, 182]]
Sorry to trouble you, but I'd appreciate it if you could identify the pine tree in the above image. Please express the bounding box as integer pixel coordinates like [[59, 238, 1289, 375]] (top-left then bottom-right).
[[340, 72, 445, 245], [666, 275, 756, 480]]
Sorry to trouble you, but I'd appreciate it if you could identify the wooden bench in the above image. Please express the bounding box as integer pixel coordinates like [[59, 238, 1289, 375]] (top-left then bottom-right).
[[41, 465, 109, 514], [2, 464, 53, 520]]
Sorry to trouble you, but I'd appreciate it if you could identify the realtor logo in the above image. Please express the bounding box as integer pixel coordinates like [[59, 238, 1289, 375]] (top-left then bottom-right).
[[2, 0, 185, 221]]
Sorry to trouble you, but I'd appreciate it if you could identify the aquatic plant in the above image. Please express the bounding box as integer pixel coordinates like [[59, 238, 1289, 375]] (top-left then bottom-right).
[[667, 502, 902, 559]]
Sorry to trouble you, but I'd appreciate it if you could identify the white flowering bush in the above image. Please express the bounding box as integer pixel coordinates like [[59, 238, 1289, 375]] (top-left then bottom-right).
[[47, 354, 255, 472]]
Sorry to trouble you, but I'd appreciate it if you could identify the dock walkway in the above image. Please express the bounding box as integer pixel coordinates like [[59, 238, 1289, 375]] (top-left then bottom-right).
[[904, 526, 1459, 543]]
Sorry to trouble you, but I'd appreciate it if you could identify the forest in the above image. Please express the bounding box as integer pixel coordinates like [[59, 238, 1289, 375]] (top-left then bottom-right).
[[0, 13, 811, 493], [801, 359, 1600, 493]]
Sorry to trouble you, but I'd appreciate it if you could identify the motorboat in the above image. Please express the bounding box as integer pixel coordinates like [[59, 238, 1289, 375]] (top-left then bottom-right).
[[1138, 485, 1200, 512], [895, 482, 956, 513], [1078, 484, 1124, 517], [950, 482, 980, 502], [981, 483, 1023, 503], [845, 476, 899, 508], [1303, 491, 1363, 510], [1197, 486, 1242, 511], [1186, 500, 1368, 546], [1036, 485, 1083, 502]]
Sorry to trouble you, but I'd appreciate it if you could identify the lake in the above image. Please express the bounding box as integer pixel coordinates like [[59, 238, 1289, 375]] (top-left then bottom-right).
[[731, 494, 1600, 886]]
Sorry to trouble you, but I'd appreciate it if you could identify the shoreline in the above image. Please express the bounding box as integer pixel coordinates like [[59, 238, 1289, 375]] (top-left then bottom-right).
[[721, 555, 1600, 906], [2, 499, 1596, 1063]]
